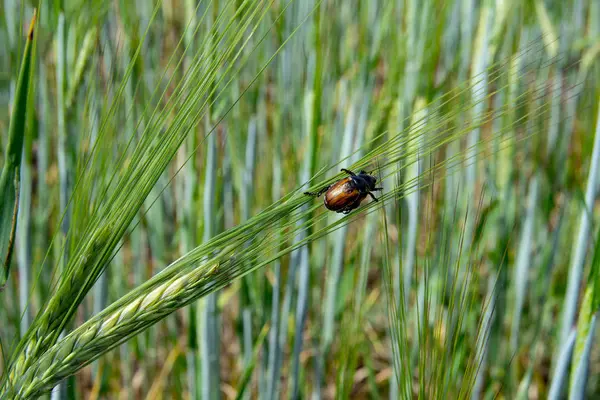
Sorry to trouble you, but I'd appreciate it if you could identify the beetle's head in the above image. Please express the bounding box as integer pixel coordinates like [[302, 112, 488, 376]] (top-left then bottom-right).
[[362, 173, 377, 189]]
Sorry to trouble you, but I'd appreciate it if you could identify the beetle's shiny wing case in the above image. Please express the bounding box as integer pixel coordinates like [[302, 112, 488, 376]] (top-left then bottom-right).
[[324, 178, 360, 211]]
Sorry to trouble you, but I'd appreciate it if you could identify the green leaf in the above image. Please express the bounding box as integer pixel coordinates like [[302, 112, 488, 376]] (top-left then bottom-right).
[[534, 0, 558, 58], [570, 287, 594, 393], [234, 323, 268, 400], [588, 221, 600, 312], [570, 311, 597, 399], [0, 11, 37, 290]]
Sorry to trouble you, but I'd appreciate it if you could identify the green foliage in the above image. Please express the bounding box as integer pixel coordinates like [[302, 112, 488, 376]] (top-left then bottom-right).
[[1, 0, 600, 399], [0, 11, 36, 289]]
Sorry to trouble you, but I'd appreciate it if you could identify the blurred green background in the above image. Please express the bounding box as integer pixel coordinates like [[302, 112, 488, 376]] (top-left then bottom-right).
[[1, 0, 600, 399]]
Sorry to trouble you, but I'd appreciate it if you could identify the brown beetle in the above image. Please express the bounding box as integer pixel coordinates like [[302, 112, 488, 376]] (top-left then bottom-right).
[[304, 169, 382, 214]]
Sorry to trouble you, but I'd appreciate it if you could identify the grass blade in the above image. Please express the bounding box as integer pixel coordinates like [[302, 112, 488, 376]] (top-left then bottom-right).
[[0, 11, 36, 289], [548, 329, 577, 400], [560, 98, 600, 343], [569, 311, 598, 399]]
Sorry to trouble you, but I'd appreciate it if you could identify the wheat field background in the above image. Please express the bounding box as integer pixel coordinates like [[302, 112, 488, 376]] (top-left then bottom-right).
[[1, 0, 600, 399]]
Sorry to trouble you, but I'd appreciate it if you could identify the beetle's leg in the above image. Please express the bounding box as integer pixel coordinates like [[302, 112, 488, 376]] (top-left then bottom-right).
[[372, 187, 383, 191], [337, 204, 351, 214], [341, 168, 357, 176], [347, 201, 361, 213], [368, 192, 379, 202], [339, 196, 362, 214], [304, 185, 330, 197], [316, 185, 331, 196]]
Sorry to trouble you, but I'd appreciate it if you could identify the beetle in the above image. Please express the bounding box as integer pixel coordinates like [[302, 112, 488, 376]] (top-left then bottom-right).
[[304, 169, 382, 214]]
